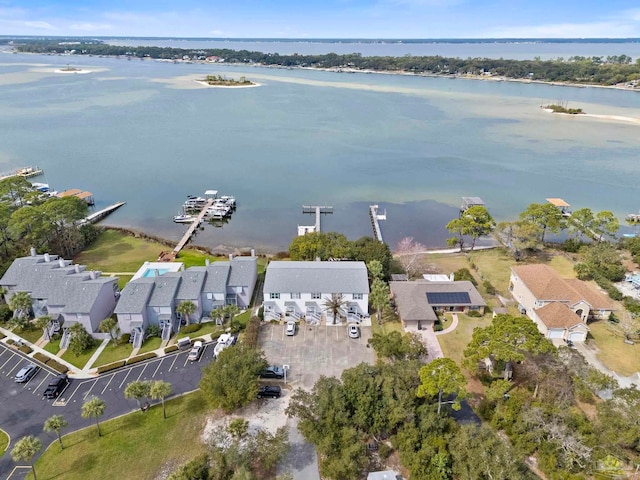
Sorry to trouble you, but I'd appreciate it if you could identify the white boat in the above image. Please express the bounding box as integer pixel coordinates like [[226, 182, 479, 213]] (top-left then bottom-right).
[[173, 214, 197, 223], [183, 196, 207, 208], [220, 195, 236, 208]]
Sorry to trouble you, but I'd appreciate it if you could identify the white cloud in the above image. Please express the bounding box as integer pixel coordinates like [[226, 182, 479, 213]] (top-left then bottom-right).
[[23, 20, 55, 31], [70, 22, 112, 32]]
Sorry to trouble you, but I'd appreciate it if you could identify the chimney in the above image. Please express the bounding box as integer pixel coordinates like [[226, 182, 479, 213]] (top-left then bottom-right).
[[30, 247, 36, 257], [205, 258, 210, 266], [44, 253, 50, 262], [75, 264, 81, 274], [450, 272, 455, 281], [229, 254, 233, 261], [89, 271, 97, 280], [251, 249, 255, 257], [58, 258, 65, 268]]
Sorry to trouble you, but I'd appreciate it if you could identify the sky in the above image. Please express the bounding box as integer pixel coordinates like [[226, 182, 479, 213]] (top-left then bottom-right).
[[1, 0, 640, 39]]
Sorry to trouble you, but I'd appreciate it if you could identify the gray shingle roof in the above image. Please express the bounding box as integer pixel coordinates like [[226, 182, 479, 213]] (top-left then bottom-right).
[[202, 263, 230, 293], [114, 280, 155, 314], [228, 257, 257, 288], [148, 275, 181, 307], [62, 279, 116, 314], [264, 261, 369, 294], [175, 269, 206, 301]]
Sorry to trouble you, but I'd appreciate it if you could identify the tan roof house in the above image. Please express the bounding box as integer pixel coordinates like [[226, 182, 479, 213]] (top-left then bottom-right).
[[390, 280, 486, 331], [509, 264, 614, 342]]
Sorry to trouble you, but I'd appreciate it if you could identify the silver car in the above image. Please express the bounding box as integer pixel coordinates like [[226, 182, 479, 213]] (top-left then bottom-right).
[[15, 363, 38, 383], [348, 324, 360, 339], [286, 321, 296, 336]]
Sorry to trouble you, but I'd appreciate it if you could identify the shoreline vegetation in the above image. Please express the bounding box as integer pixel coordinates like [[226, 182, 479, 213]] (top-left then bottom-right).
[[196, 74, 256, 87], [542, 103, 585, 114], [11, 39, 640, 90]]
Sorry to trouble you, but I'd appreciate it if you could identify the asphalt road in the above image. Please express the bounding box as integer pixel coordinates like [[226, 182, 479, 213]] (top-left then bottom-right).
[[0, 340, 218, 479]]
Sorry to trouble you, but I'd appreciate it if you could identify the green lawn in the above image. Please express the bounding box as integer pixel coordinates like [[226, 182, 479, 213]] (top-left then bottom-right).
[[43, 338, 61, 355], [371, 308, 404, 335], [467, 247, 517, 295], [93, 342, 133, 367], [176, 322, 224, 340], [234, 311, 252, 328], [0, 428, 8, 457], [588, 321, 640, 376], [74, 229, 167, 272], [15, 327, 43, 344], [61, 342, 101, 369], [437, 313, 494, 365], [117, 275, 132, 290], [138, 337, 163, 354], [31, 392, 209, 480]]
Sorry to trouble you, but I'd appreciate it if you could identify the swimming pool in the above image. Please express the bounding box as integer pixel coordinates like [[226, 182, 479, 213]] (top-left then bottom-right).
[[142, 268, 170, 278]]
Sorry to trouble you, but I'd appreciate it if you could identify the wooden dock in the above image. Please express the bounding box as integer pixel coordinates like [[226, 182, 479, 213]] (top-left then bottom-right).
[[0, 166, 44, 181], [369, 205, 386, 243], [82, 201, 126, 224], [159, 198, 213, 262]]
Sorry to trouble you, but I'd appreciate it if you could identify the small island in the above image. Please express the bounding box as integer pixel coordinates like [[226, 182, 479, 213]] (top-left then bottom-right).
[[55, 66, 92, 74], [197, 75, 257, 87], [542, 103, 585, 115]]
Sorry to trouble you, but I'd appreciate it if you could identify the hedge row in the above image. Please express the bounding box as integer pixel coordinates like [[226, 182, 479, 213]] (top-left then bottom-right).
[[97, 360, 126, 374], [164, 345, 179, 354], [47, 360, 68, 374], [33, 352, 49, 364], [126, 352, 157, 365], [18, 344, 33, 354], [5, 338, 15, 346], [179, 324, 202, 334], [244, 316, 261, 349], [0, 332, 5, 340]]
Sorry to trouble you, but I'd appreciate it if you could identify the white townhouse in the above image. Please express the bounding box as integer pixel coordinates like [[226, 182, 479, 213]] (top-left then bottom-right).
[[262, 261, 369, 323]]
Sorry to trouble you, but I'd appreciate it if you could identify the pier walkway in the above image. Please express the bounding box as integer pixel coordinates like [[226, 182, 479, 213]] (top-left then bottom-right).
[[159, 198, 213, 262], [84, 201, 126, 224], [369, 205, 386, 242]]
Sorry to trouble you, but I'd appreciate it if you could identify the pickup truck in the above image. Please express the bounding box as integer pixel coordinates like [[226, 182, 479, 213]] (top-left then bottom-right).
[[43, 374, 69, 399]]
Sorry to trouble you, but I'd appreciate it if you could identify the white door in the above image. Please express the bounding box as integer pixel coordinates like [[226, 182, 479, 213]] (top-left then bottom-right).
[[548, 329, 564, 339], [568, 331, 586, 342]]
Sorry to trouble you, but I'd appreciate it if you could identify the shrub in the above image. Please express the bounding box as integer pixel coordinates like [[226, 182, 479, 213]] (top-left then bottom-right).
[[229, 323, 242, 334], [454, 268, 477, 286], [164, 345, 179, 354], [258, 306, 264, 320], [0, 332, 5, 340], [126, 352, 157, 365], [6, 338, 15, 346], [146, 325, 160, 338], [33, 352, 49, 364], [562, 238, 582, 253], [97, 360, 126, 374], [46, 359, 69, 374], [117, 333, 131, 345], [434, 322, 444, 332], [482, 279, 496, 295], [467, 310, 482, 318], [18, 344, 33, 354], [378, 442, 393, 459], [179, 324, 201, 334], [0, 304, 12, 323], [244, 316, 261, 349]]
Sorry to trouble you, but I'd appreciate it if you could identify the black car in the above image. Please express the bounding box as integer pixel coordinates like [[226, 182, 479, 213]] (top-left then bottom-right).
[[259, 365, 285, 379], [43, 374, 70, 399], [257, 385, 282, 399]]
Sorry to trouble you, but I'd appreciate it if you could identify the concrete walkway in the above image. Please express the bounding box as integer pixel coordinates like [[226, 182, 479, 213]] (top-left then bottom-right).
[[574, 341, 640, 389], [436, 313, 459, 336], [83, 338, 110, 370], [405, 325, 444, 359]]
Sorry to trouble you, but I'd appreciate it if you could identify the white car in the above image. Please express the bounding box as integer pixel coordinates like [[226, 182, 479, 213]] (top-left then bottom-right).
[[286, 321, 296, 336], [188, 341, 204, 361], [348, 324, 360, 339]]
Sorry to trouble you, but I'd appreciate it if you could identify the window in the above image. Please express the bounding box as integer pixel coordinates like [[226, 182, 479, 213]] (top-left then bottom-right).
[[291, 293, 301, 299], [270, 293, 280, 300], [353, 293, 363, 300], [311, 293, 321, 299], [75, 313, 83, 319], [206, 293, 213, 300]]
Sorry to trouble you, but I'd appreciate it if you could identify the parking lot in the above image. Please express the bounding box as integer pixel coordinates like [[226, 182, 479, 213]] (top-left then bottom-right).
[[0, 341, 217, 478], [259, 323, 375, 389]]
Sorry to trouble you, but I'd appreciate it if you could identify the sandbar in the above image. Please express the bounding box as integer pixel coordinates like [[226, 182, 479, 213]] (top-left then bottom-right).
[[193, 80, 260, 88], [542, 108, 640, 125]]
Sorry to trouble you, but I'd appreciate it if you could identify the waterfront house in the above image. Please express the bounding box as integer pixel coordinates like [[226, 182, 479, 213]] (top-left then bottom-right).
[[509, 264, 614, 342], [115, 254, 258, 345], [262, 261, 369, 323], [390, 280, 486, 330], [0, 249, 119, 344]]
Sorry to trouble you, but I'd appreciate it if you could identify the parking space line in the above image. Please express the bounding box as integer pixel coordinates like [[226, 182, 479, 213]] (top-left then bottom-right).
[[82, 379, 99, 400], [32, 372, 51, 394], [0, 347, 10, 361], [118, 368, 133, 388], [7, 359, 24, 377], [100, 373, 116, 395], [183, 355, 190, 368], [0, 352, 16, 370], [65, 379, 94, 404], [152, 357, 166, 377], [136, 364, 148, 381], [198, 345, 208, 362], [168, 353, 180, 372]]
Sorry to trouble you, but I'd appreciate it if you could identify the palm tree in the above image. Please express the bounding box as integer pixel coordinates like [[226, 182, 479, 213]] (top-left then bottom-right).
[[323, 294, 346, 325], [211, 305, 226, 325], [124, 380, 151, 410], [81, 396, 106, 437], [11, 435, 42, 480], [35, 315, 52, 340], [225, 304, 240, 329], [176, 300, 196, 326], [43, 414, 68, 449], [99, 317, 119, 343], [149, 380, 172, 419], [9, 291, 32, 329]]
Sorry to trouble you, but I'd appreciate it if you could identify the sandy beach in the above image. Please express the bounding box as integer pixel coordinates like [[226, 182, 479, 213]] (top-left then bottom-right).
[[193, 80, 261, 88], [542, 107, 640, 125]]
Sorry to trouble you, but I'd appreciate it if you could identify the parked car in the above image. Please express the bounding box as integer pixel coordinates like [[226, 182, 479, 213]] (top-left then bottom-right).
[[260, 365, 285, 379], [177, 337, 192, 350], [43, 374, 69, 399], [257, 385, 282, 399], [348, 324, 360, 339], [188, 341, 204, 361], [14, 363, 38, 383], [286, 321, 296, 336]]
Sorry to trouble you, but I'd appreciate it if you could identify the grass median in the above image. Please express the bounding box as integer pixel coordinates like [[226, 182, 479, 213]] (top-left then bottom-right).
[[33, 391, 209, 480]]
